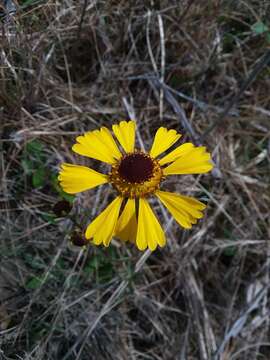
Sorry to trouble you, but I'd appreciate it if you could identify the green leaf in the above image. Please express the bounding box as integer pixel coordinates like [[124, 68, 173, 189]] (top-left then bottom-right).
[[41, 213, 56, 225], [24, 139, 45, 165], [252, 21, 269, 35], [60, 191, 75, 203], [24, 254, 45, 270], [84, 257, 99, 275], [99, 262, 113, 282], [25, 276, 44, 289], [223, 246, 237, 257], [50, 174, 60, 190], [32, 167, 46, 188], [26, 139, 43, 154]]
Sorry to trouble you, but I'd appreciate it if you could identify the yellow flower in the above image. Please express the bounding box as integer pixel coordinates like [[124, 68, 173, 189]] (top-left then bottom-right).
[[58, 121, 213, 251]]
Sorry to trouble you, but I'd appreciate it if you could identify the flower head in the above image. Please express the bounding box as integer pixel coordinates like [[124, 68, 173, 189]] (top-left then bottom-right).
[[58, 121, 213, 251]]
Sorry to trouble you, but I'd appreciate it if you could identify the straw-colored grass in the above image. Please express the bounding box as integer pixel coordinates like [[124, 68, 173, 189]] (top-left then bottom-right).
[[1, 1, 270, 359]]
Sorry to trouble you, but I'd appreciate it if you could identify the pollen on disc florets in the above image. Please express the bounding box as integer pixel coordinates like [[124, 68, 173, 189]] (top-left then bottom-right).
[[109, 151, 163, 198]]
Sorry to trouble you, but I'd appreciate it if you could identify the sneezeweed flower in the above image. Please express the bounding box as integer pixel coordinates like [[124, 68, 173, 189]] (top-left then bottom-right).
[[58, 121, 213, 251]]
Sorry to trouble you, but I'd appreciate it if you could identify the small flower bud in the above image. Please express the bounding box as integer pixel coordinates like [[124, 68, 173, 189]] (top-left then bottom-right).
[[70, 231, 88, 247], [53, 200, 72, 217]]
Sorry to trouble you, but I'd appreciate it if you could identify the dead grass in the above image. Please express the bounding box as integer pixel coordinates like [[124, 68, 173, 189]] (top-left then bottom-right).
[[1, 0, 270, 359]]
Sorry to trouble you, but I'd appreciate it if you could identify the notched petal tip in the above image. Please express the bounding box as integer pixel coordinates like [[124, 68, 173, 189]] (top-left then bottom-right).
[[71, 143, 80, 153], [136, 198, 166, 251], [85, 196, 122, 247], [112, 120, 136, 153], [150, 127, 181, 159], [137, 242, 148, 251], [72, 127, 122, 164], [58, 163, 108, 194], [163, 146, 213, 175], [159, 143, 195, 165], [156, 190, 207, 230]]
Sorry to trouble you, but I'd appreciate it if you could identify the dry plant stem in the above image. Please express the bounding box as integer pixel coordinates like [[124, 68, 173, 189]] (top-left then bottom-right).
[[186, 268, 217, 359], [38, 250, 85, 353], [213, 287, 268, 360], [63, 249, 153, 360], [153, 81, 239, 116], [77, 0, 89, 41], [157, 13, 165, 122], [15, 246, 64, 342], [201, 49, 270, 140], [177, 0, 197, 23], [150, 78, 201, 145]]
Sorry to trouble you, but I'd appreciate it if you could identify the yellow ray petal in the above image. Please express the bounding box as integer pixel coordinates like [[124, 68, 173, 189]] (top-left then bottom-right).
[[85, 196, 123, 247], [115, 198, 137, 242], [149, 127, 181, 158], [58, 163, 108, 194], [159, 143, 194, 165], [156, 190, 206, 229], [72, 127, 122, 164], [163, 146, 213, 175], [112, 120, 136, 153], [136, 198, 166, 251]]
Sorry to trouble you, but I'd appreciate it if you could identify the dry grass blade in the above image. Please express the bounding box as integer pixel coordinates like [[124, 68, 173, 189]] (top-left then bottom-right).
[[1, 1, 270, 359], [201, 49, 270, 140]]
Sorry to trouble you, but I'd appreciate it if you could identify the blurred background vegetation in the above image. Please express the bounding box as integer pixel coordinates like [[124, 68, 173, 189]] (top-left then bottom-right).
[[0, 0, 270, 359]]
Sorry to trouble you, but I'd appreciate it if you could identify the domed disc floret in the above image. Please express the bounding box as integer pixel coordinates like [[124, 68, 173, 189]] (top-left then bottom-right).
[[109, 151, 163, 198], [118, 153, 154, 183]]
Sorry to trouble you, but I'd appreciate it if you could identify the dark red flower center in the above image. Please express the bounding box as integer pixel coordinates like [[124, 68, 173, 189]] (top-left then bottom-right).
[[118, 153, 154, 183]]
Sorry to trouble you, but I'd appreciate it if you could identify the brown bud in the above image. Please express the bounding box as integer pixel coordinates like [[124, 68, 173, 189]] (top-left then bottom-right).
[[70, 231, 88, 247], [53, 200, 72, 217]]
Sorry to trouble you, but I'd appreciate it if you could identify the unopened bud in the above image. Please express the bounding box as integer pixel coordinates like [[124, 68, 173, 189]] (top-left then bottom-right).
[[70, 231, 88, 247], [53, 200, 72, 217]]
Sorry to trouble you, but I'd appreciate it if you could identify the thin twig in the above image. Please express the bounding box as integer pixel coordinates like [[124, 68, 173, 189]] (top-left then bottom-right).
[[158, 14, 165, 121], [62, 249, 152, 360], [212, 286, 268, 360], [77, 0, 88, 40], [201, 49, 270, 141], [149, 78, 201, 145]]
